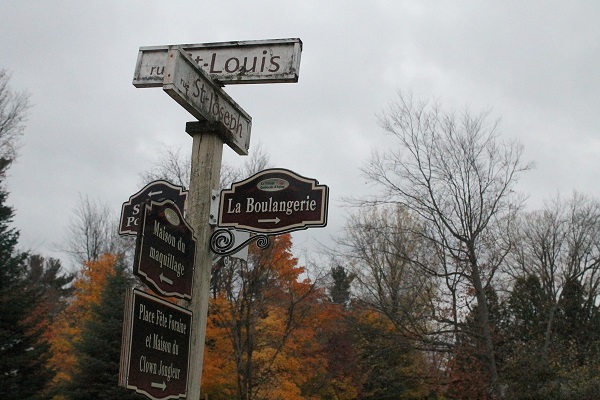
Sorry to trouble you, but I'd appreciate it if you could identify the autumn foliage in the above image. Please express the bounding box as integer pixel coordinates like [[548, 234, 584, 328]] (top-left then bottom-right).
[[202, 234, 360, 399], [46, 254, 120, 396], [12, 199, 600, 400]]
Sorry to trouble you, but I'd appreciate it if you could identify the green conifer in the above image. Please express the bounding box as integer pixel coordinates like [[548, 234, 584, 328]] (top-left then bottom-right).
[[68, 258, 142, 400], [0, 182, 49, 400]]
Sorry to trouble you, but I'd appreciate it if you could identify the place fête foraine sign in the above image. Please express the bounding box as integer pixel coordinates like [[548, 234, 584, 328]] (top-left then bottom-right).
[[119, 289, 192, 400], [218, 168, 328, 235], [133, 38, 302, 87], [134, 199, 196, 300]]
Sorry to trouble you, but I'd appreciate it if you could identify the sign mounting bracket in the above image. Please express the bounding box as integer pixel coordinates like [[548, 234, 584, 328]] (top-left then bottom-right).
[[209, 190, 220, 226], [210, 228, 270, 256]]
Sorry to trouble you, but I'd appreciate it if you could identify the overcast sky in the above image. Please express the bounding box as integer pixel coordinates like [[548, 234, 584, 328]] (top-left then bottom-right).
[[1, 1, 599, 268]]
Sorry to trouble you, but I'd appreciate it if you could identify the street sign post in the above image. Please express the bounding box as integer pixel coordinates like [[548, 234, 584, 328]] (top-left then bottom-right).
[[131, 37, 303, 400], [120, 289, 192, 400], [163, 47, 252, 155], [120, 180, 188, 236], [134, 200, 196, 300], [218, 168, 329, 234], [133, 38, 302, 87]]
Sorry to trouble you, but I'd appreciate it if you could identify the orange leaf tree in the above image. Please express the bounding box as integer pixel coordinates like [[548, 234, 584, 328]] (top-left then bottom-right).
[[46, 253, 119, 398], [202, 233, 332, 400]]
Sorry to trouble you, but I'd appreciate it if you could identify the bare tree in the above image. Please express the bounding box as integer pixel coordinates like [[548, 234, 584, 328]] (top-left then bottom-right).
[[508, 192, 600, 361], [139, 142, 271, 189], [338, 204, 436, 344], [63, 194, 132, 265], [139, 145, 191, 188], [361, 92, 531, 397], [0, 68, 30, 174], [219, 142, 271, 189]]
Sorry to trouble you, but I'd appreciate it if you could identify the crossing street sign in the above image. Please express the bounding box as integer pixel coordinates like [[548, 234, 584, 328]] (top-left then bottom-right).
[[163, 47, 252, 155]]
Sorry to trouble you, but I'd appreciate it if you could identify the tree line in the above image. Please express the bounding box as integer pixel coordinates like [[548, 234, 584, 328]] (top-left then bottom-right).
[[2, 68, 600, 399]]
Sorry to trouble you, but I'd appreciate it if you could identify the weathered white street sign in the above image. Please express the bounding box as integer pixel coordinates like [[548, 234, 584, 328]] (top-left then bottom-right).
[[163, 47, 252, 155], [133, 38, 302, 87], [120, 289, 192, 400]]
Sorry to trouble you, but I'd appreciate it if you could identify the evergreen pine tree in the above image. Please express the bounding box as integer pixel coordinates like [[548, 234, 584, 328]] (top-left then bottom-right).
[[353, 310, 428, 400], [329, 265, 354, 306], [0, 181, 51, 400], [68, 256, 142, 400]]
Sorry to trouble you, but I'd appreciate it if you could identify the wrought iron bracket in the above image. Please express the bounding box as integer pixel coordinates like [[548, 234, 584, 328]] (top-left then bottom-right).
[[210, 228, 270, 256]]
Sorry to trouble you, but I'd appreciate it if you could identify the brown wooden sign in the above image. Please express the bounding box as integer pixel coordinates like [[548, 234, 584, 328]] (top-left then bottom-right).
[[218, 168, 328, 234], [120, 289, 192, 400], [120, 180, 188, 236], [134, 200, 196, 299]]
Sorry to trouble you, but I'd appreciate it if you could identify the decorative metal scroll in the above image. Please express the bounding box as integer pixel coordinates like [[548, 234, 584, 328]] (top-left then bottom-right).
[[210, 228, 270, 256]]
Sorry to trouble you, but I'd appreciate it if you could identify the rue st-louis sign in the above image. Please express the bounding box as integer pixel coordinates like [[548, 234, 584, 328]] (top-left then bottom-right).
[[133, 38, 301, 155], [133, 38, 302, 87]]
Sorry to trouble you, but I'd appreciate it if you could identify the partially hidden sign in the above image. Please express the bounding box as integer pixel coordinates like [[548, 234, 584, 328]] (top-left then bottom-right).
[[120, 180, 188, 236], [218, 168, 328, 234], [119, 289, 192, 400], [134, 200, 196, 299]]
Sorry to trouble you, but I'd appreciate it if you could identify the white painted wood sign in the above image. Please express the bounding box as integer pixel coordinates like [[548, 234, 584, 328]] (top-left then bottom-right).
[[133, 38, 302, 87], [163, 47, 252, 155]]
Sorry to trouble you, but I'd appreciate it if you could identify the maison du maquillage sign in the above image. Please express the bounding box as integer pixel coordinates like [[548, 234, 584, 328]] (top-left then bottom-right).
[[134, 200, 196, 300], [133, 38, 302, 87]]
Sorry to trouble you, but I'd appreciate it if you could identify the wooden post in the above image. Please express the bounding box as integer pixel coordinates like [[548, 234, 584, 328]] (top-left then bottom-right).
[[183, 122, 224, 400]]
